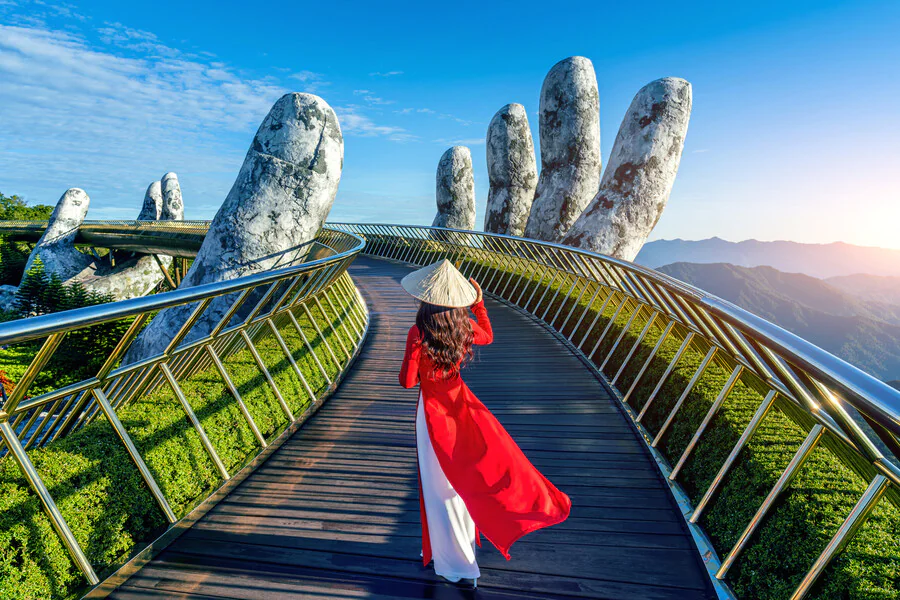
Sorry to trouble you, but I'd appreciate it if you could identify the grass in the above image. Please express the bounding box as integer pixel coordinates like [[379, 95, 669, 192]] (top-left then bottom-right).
[[381, 239, 900, 600], [0, 280, 364, 600]]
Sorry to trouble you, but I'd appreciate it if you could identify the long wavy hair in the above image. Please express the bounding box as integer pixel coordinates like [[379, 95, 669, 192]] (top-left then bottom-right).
[[416, 302, 474, 377]]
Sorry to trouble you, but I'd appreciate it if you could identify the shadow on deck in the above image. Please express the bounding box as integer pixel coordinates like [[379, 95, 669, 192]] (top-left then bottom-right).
[[109, 256, 715, 600]]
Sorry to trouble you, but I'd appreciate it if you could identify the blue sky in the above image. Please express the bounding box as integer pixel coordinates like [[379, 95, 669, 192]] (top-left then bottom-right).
[[1, 0, 899, 248]]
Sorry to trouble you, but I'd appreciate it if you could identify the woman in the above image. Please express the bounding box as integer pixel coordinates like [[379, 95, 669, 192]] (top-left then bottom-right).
[[399, 259, 571, 586]]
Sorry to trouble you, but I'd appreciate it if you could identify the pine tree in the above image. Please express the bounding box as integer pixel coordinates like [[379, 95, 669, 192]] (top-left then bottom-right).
[[15, 259, 48, 316], [42, 273, 67, 314]]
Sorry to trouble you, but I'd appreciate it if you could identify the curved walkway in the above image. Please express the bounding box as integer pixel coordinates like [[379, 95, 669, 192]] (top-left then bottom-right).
[[110, 256, 714, 600]]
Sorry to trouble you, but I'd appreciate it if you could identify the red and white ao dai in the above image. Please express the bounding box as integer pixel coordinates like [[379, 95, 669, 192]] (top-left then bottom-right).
[[399, 300, 571, 579]]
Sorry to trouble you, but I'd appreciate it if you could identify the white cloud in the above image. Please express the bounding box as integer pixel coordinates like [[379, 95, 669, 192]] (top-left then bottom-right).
[[353, 89, 394, 105], [289, 69, 328, 92], [369, 70, 403, 77], [434, 137, 485, 146], [0, 22, 416, 217], [395, 107, 435, 115], [439, 113, 473, 126], [335, 105, 416, 142], [0, 24, 290, 214], [1, 0, 88, 26], [96, 22, 180, 57]]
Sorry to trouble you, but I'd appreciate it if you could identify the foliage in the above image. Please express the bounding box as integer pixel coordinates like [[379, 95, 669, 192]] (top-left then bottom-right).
[[0, 192, 53, 222], [0, 192, 53, 287], [0, 240, 31, 287], [0, 370, 13, 397], [0, 285, 362, 599], [13, 260, 112, 316], [1, 261, 130, 397]]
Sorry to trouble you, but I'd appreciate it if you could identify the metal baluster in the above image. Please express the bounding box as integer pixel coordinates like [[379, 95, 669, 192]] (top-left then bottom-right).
[[472, 236, 498, 284], [518, 246, 551, 307], [546, 275, 578, 325], [323, 290, 359, 353], [266, 319, 317, 403], [343, 278, 369, 337], [612, 311, 658, 385], [303, 303, 344, 368], [576, 289, 617, 350], [239, 330, 294, 421], [2, 333, 67, 416], [331, 279, 364, 340], [0, 421, 100, 584], [508, 244, 543, 304], [636, 332, 695, 422], [670, 365, 743, 479], [25, 394, 66, 450], [586, 296, 631, 359], [566, 283, 603, 342], [541, 272, 574, 322], [651, 346, 718, 447], [495, 239, 525, 297], [528, 264, 561, 316], [689, 389, 778, 523], [159, 363, 229, 480], [206, 346, 267, 447], [484, 238, 516, 292], [91, 388, 177, 522], [558, 277, 592, 335], [599, 304, 645, 372], [717, 424, 825, 578], [286, 310, 332, 385], [790, 475, 890, 599]]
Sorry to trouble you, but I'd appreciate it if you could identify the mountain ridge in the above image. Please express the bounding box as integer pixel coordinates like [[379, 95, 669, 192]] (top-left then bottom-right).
[[657, 261, 900, 381], [637, 238, 900, 279]]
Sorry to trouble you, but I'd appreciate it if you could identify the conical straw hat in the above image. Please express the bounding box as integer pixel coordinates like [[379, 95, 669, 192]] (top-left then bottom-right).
[[400, 259, 477, 308]]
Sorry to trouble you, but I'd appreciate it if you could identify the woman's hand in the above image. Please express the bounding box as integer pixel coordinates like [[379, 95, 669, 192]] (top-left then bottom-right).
[[470, 278, 483, 305]]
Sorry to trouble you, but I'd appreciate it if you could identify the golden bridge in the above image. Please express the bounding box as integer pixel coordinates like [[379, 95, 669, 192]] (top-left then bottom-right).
[[0, 221, 897, 600]]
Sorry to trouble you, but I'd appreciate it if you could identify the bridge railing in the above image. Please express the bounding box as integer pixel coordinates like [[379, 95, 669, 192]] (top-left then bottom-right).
[[329, 222, 900, 600], [0, 224, 369, 590]]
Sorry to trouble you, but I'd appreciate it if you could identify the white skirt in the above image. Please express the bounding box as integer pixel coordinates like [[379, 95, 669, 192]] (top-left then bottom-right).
[[416, 392, 480, 580]]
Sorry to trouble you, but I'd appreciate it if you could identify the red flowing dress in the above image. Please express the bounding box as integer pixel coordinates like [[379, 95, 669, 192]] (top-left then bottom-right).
[[399, 299, 572, 565]]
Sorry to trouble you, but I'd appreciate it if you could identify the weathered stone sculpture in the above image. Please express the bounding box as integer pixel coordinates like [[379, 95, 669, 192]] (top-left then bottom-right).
[[73, 253, 170, 299], [15, 177, 186, 301], [432, 146, 475, 230], [21, 188, 92, 283], [563, 77, 692, 261], [124, 92, 343, 363], [138, 181, 163, 220], [524, 56, 601, 242], [67, 173, 185, 299], [160, 172, 183, 221], [484, 104, 537, 236]]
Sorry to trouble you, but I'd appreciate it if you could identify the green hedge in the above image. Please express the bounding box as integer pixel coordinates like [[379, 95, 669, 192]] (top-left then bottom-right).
[[446, 247, 900, 600], [0, 285, 362, 600]]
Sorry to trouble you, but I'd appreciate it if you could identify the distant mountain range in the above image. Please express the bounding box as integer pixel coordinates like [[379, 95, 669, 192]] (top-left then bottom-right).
[[825, 273, 900, 305], [637, 238, 900, 279], [658, 262, 900, 381]]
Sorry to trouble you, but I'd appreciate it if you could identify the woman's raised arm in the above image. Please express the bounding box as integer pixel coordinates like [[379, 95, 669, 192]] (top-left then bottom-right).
[[469, 279, 493, 345]]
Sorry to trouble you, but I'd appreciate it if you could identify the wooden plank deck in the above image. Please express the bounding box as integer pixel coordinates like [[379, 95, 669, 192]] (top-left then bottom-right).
[[110, 256, 715, 600]]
